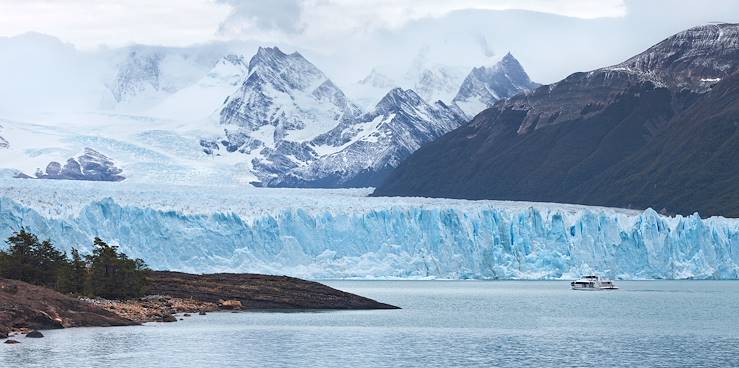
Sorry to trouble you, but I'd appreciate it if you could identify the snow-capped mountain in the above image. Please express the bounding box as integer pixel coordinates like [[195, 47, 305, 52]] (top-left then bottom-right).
[[147, 54, 249, 120], [107, 49, 162, 104], [3, 42, 469, 187], [358, 69, 396, 89], [353, 64, 467, 108], [220, 46, 361, 134], [211, 47, 465, 187], [351, 69, 398, 108], [213, 46, 363, 185], [452, 53, 540, 118], [271, 88, 466, 187], [410, 65, 468, 104], [103, 45, 227, 111]]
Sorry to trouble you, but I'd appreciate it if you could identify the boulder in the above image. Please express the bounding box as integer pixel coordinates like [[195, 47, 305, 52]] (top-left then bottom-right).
[[160, 314, 177, 323], [183, 313, 191, 317], [26, 330, 44, 338], [4, 339, 20, 344], [198, 311, 206, 315], [219, 299, 242, 310]]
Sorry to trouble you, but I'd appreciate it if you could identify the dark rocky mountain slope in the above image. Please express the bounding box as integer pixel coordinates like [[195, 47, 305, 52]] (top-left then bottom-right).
[[373, 24, 739, 217]]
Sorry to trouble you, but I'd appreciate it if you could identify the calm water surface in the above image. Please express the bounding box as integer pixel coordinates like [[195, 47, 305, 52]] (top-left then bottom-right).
[[2, 281, 738, 368]]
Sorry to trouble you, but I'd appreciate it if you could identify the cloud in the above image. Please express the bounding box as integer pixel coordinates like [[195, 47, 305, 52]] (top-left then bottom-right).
[[0, 0, 628, 48], [217, 0, 627, 40], [475, 34, 496, 58], [216, 0, 304, 35], [0, 0, 231, 49]]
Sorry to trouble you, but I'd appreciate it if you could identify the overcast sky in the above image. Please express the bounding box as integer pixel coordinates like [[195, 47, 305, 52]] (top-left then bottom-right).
[[1, 0, 738, 84]]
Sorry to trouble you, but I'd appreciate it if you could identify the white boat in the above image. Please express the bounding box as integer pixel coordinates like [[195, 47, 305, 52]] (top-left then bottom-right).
[[570, 275, 619, 290]]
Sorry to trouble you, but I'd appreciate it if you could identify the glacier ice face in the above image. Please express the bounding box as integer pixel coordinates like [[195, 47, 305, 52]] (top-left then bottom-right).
[[0, 179, 737, 280]]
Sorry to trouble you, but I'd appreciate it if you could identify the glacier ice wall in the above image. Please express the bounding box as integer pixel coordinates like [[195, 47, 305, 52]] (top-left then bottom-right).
[[0, 180, 737, 279]]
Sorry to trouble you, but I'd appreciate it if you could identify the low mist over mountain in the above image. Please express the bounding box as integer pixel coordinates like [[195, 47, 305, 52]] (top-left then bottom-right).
[[0, 41, 472, 187]]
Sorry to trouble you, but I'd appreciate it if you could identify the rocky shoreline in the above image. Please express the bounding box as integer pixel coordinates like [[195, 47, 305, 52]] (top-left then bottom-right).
[[1, 271, 398, 341], [0, 278, 136, 339]]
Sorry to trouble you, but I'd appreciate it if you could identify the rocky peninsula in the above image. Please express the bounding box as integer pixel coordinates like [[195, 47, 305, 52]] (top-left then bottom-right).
[[1, 271, 398, 340]]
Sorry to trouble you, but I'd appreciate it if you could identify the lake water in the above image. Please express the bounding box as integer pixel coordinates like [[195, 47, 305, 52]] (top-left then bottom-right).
[[2, 281, 738, 367]]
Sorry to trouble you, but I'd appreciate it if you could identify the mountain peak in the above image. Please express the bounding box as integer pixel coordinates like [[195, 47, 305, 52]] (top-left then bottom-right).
[[248, 46, 311, 71], [218, 44, 361, 178], [500, 51, 517, 62], [376, 88, 425, 111], [255, 46, 284, 56], [452, 53, 539, 118], [249, 46, 288, 70], [243, 46, 327, 94], [496, 52, 527, 74]]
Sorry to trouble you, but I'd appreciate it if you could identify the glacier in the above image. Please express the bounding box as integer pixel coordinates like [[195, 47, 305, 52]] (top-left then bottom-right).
[[0, 178, 737, 280]]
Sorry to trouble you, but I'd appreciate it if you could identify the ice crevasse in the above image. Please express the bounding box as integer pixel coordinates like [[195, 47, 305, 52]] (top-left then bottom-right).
[[0, 181, 737, 279]]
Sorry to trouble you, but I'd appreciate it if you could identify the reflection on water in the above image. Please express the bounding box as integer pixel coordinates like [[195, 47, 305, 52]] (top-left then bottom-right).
[[2, 281, 738, 367]]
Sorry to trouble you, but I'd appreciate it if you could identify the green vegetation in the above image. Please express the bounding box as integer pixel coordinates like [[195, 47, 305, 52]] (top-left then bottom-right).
[[0, 229, 147, 299]]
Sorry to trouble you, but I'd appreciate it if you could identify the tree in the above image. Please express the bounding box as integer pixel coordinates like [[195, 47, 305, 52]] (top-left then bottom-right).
[[34, 239, 68, 288], [0, 229, 66, 287], [57, 248, 87, 294], [2, 231, 148, 299], [86, 237, 147, 299], [0, 229, 39, 283]]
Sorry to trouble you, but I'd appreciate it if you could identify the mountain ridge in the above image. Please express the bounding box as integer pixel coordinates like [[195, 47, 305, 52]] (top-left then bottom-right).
[[373, 23, 739, 217]]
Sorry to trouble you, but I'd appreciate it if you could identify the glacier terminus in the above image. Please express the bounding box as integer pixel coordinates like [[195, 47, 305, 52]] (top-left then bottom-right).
[[0, 179, 736, 280]]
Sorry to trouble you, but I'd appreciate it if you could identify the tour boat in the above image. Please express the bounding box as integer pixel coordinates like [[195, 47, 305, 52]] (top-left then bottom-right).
[[570, 275, 619, 290]]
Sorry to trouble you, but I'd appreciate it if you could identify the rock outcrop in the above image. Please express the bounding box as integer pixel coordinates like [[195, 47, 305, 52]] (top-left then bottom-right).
[[17, 148, 125, 182], [0, 278, 137, 338]]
